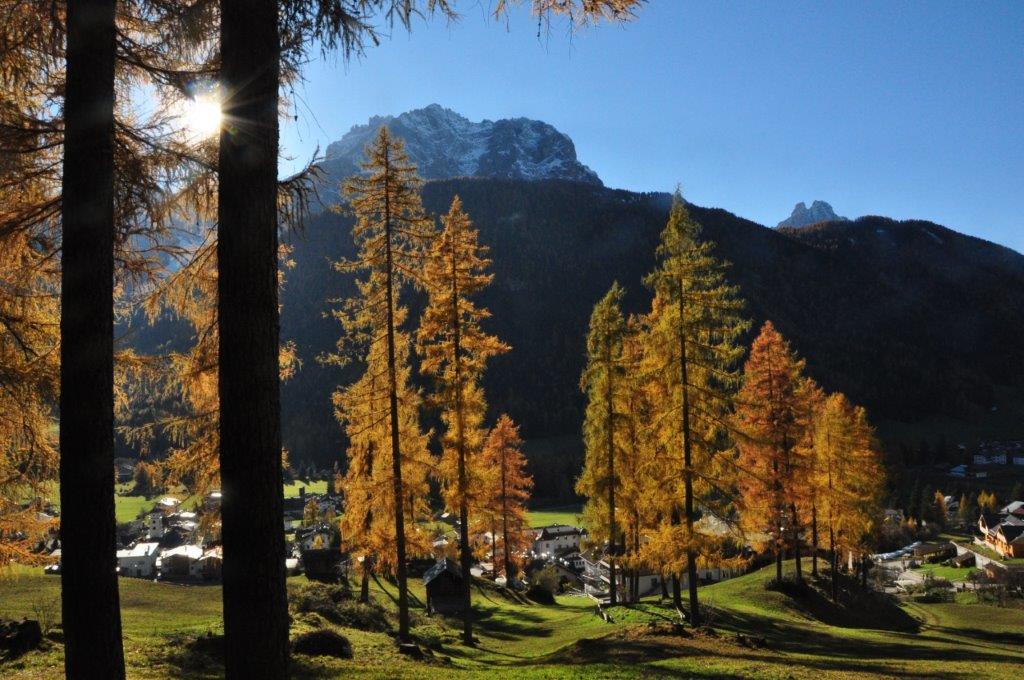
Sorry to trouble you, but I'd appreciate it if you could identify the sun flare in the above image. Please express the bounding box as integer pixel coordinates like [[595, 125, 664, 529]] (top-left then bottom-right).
[[181, 95, 222, 138]]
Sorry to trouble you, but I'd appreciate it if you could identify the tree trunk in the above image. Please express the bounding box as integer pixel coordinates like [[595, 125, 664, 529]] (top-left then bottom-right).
[[678, 277, 700, 625], [451, 250, 473, 644], [500, 448, 512, 583], [811, 505, 819, 578], [60, 2, 125, 677], [218, 1, 288, 676], [360, 562, 371, 604], [829, 527, 838, 602], [670, 508, 683, 612], [791, 504, 802, 583], [606, 335, 617, 606], [380, 143, 411, 643], [626, 522, 634, 602], [491, 519, 498, 577]]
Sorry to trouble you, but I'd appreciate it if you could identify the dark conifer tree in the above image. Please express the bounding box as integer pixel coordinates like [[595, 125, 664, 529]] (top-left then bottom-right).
[[59, 1, 125, 677], [218, 1, 288, 676]]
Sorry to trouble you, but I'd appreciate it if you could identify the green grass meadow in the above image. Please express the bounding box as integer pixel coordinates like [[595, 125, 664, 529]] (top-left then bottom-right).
[[525, 504, 582, 529], [3, 560, 1022, 679]]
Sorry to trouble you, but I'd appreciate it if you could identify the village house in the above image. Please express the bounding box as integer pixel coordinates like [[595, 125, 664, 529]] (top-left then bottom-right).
[[424, 558, 464, 615], [195, 547, 223, 580], [999, 501, 1024, 518], [581, 558, 739, 601], [950, 552, 975, 568], [144, 507, 166, 540], [588, 561, 662, 600], [532, 525, 587, 556], [912, 542, 956, 562], [978, 499, 1024, 559], [113, 457, 136, 484], [987, 524, 1024, 558], [978, 513, 1004, 535], [156, 496, 181, 511], [560, 552, 586, 572], [156, 544, 204, 579], [116, 542, 160, 578], [295, 522, 335, 551]]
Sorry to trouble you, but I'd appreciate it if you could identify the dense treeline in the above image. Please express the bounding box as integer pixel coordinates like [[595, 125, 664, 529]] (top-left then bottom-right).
[[575, 197, 886, 622]]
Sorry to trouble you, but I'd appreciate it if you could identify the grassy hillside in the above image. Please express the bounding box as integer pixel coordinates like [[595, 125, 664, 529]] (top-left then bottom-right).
[[3, 561, 1021, 678]]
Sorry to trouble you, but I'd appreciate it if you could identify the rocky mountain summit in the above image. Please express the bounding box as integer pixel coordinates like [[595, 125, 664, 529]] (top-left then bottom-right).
[[777, 200, 848, 228], [317, 104, 602, 193]]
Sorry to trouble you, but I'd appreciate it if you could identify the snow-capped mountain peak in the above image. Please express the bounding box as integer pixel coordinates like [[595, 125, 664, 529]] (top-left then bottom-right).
[[319, 105, 602, 189]]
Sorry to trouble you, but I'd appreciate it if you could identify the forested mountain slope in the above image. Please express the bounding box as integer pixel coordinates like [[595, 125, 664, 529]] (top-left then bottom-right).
[[278, 178, 1024, 469]]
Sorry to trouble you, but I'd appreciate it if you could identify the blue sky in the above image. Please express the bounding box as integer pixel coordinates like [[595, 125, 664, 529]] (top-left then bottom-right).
[[281, 1, 1024, 253]]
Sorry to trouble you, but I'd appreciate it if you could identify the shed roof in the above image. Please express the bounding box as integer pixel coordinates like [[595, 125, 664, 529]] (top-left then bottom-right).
[[423, 558, 462, 586]]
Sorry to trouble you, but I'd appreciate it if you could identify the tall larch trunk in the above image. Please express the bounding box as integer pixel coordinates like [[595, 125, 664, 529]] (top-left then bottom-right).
[[381, 145, 411, 642], [60, 2, 125, 677], [765, 354, 785, 585], [451, 241, 473, 644], [360, 562, 371, 603], [811, 505, 819, 577], [792, 502, 803, 582], [500, 446, 512, 582], [360, 450, 375, 604], [491, 518, 498, 575], [670, 508, 683, 613], [218, 1, 288, 676], [829, 526, 838, 602], [677, 276, 700, 625], [606, 335, 617, 606]]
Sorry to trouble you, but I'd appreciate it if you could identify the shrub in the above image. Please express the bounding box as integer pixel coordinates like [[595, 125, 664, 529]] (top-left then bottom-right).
[[30, 595, 60, 635], [289, 583, 391, 632], [530, 565, 560, 594], [526, 584, 556, 604], [291, 630, 352, 659]]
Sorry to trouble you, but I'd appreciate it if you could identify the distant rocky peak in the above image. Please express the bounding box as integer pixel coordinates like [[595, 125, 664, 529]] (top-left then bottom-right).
[[777, 200, 848, 228], [319, 104, 602, 189]]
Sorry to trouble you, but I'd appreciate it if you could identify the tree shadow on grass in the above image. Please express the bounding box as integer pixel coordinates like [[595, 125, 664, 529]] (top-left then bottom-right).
[[928, 625, 1024, 648], [712, 608, 1021, 671], [536, 624, 1020, 680], [372, 573, 424, 609]]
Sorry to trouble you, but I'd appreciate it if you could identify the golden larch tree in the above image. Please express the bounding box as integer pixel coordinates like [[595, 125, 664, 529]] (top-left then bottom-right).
[[576, 282, 629, 605], [417, 195, 508, 642], [327, 127, 434, 641], [734, 320, 816, 584], [480, 414, 534, 583], [640, 191, 748, 623], [810, 392, 885, 599]]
